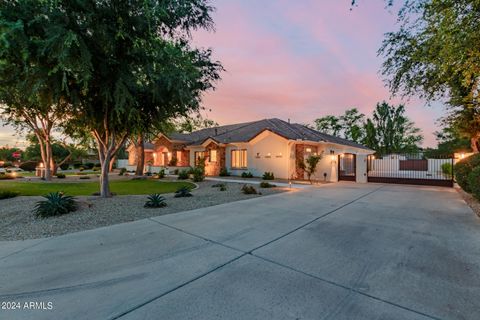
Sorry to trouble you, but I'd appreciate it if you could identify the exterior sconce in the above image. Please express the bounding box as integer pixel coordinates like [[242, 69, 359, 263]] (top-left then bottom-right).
[[306, 147, 312, 153], [461, 153, 465, 159], [330, 150, 335, 162]]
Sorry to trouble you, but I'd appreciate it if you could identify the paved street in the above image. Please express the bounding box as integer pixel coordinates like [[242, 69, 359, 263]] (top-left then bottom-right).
[[1, 183, 479, 320]]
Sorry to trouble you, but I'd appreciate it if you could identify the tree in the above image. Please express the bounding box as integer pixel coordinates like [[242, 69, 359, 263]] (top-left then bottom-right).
[[297, 154, 323, 184], [362, 102, 423, 154], [379, 0, 480, 151], [24, 135, 88, 173], [314, 108, 364, 141], [362, 118, 379, 152], [0, 146, 21, 162], [2, 1, 222, 197], [174, 113, 219, 133], [314, 115, 342, 136], [339, 108, 365, 142]]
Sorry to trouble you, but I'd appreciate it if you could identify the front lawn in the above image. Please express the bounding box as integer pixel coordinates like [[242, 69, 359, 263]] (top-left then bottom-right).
[[0, 179, 194, 196]]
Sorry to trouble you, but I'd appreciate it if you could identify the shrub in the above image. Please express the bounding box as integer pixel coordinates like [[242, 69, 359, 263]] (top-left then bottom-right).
[[212, 183, 226, 188], [192, 167, 205, 182], [144, 194, 167, 208], [219, 168, 230, 177], [441, 163, 453, 178], [0, 190, 19, 200], [56, 173, 66, 179], [219, 184, 227, 191], [260, 182, 276, 188], [241, 171, 253, 178], [174, 186, 193, 198], [79, 167, 85, 172], [454, 154, 480, 192], [169, 158, 178, 166], [177, 170, 189, 180], [59, 163, 70, 170], [119, 168, 127, 176], [0, 161, 12, 168], [156, 169, 165, 179], [93, 166, 101, 172], [83, 162, 95, 169], [19, 161, 37, 172], [468, 166, 480, 200], [79, 176, 91, 180], [73, 162, 82, 169], [241, 184, 258, 194], [173, 169, 179, 175], [262, 171, 275, 180], [34, 192, 78, 218]]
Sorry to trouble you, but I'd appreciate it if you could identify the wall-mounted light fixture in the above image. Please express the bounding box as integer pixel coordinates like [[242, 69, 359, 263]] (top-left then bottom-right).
[[306, 147, 312, 153], [461, 153, 465, 159], [330, 150, 335, 161]]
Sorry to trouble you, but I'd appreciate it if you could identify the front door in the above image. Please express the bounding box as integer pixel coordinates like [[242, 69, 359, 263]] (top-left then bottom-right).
[[338, 153, 356, 181]]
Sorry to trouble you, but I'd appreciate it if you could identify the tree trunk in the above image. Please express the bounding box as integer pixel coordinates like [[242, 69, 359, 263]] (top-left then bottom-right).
[[44, 138, 53, 181], [109, 156, 116, 172], [93, 130, 128, 198], [471, 136, 479, 153], [135, 134, 145, 176], [100, 152, 112, 197]]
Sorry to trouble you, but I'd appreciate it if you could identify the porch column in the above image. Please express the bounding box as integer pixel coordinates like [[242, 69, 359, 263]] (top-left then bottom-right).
[[356, 154, 368, 183]]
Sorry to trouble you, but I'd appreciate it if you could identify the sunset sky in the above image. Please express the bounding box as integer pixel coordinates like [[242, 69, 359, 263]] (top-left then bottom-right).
[[0, 0, 446, 148]]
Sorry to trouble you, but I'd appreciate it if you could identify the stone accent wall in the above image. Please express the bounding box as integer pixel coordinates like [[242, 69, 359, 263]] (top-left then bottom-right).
[[295, 144, 318, 180], [175, 148, 190, 167], [204, 142, 225, 176]]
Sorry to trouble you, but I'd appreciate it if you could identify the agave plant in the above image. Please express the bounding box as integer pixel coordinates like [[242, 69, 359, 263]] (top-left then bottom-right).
[[174, 186, 193, 198], [34, 192, 78, 218], [144, 194, 167, 208]]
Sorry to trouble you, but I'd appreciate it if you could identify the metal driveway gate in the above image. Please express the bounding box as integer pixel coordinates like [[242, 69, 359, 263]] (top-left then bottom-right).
[[367, 153, 454, 187], [339, 153, 356, 181]]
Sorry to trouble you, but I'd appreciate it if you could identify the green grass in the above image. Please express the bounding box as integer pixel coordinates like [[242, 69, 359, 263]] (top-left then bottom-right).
[[0, 180, 194, 196]]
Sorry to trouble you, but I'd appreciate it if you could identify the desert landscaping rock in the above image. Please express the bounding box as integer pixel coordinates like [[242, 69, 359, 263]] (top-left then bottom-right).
[[0, 181, 287, 241]]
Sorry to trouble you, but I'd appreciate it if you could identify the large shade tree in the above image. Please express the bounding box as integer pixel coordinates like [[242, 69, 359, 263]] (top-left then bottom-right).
[[362, 102, 423, 154], [379, 0, 480, 151], [0, 1, 87, 180], [1, 0, 221, 197]]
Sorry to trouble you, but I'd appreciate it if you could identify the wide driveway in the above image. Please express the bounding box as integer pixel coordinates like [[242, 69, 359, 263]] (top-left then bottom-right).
[[1, 183, 479, 320]]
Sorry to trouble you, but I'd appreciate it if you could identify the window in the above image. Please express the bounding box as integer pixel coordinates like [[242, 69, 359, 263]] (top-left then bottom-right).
[[194, 151, 205, 166], [210, 150, 217, 162], [231, 149, 247, 168]]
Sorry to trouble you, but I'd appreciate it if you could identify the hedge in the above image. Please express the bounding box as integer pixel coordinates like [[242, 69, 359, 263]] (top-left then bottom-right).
[[454, 154, 480, 192], [468, 166, 480, 200]]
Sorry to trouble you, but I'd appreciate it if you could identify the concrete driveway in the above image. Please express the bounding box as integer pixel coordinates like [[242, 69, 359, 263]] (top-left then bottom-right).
[[1, 183, 479, 320]]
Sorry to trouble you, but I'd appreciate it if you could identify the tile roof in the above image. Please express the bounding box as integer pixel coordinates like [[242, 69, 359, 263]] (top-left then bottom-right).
[[165, 118, 373, 151]]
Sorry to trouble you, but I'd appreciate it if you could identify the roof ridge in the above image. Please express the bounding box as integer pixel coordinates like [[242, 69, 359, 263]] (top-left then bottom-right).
[[270, 119, 305, 140]]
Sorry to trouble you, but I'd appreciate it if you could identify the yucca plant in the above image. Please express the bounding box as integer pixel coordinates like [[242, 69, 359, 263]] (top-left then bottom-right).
[[144, 194, 167, 208], [174, 186, 193, 198], [34, 192, 78, 218]]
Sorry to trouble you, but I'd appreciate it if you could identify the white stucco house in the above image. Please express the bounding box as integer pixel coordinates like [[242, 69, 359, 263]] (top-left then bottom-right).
[[126, 118, 374, 183]]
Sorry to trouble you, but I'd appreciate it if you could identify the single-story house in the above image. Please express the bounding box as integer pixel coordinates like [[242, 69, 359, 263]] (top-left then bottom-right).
[[126, 118, 374, 182]]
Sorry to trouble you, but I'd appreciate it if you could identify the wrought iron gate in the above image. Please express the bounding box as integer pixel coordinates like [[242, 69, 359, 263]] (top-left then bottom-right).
[[339, 153, 356, 181], [367, 153, 454, 187]]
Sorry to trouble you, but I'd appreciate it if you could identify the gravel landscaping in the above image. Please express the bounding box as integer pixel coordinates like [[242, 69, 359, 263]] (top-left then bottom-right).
[[0, 181, 288, 241]]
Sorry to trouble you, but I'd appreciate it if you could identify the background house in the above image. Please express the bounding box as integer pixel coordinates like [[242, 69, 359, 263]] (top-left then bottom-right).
[[125, 118, 374, 182]]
